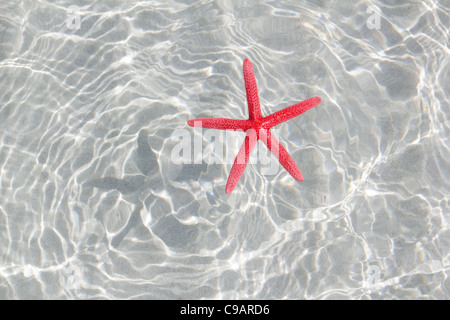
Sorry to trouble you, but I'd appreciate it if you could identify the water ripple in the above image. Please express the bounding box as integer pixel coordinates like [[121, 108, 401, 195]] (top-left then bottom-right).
[[0, 0, 448, 299]]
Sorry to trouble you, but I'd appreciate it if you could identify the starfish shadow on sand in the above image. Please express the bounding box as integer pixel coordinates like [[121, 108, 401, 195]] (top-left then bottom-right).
[[188, 58, 321, 193]]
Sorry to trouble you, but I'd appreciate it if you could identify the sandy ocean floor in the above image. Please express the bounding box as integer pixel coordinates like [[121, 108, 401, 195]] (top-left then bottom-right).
[[0, 0, 448, 299]]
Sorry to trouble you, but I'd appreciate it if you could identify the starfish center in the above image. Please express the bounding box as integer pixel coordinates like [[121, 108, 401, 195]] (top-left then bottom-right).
[[251, 118, 264, 134]]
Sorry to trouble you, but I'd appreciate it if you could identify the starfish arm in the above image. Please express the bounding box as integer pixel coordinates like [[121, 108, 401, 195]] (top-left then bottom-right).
[[259, 129, 303, 181], [187, 118, 252, 131], [243, 59, 262, 120], [262, 96, 321, 129], [225, 129, 258, 193]]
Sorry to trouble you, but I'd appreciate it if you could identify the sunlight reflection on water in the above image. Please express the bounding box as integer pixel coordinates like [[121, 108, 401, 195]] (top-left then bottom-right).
[[0, 0, 448, 299]]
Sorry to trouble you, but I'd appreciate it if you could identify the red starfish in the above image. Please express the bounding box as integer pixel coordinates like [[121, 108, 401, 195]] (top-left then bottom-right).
[[188, 58, 321, 193]]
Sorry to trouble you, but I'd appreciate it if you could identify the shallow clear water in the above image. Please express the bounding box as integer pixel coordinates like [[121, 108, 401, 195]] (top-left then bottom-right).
[[0, 0, 449, 299]]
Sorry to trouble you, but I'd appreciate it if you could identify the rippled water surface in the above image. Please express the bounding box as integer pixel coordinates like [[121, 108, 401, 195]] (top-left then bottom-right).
[[0, 0, 449, 299]]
